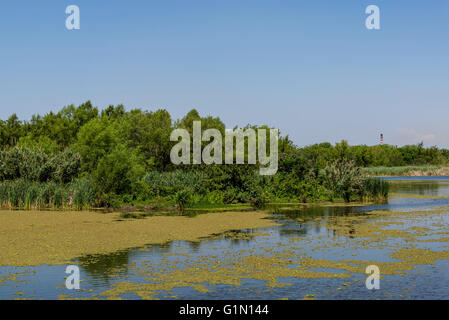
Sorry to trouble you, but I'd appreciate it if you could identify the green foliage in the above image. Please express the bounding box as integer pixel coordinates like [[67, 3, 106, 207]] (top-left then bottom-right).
[[119, 109, 173, 170], [94, 145, 145, 195], [0, 178, 94, 209], [70, 178, 96, 209], [4, 101, 437, 210], [299, 141, 449, 168], [75, 117, 120, 173], [174, 189, 192, 213], [361, 165, 445, 176], [324, 159, 364, 202], [18, 135, 59, 153], [249, 189, 269, 209], [51, 149, 82, 183], [0, 114, 23, 148], [361, 178, 389, 201], [142, 170, 207, 198], [0, 147, 80, 183], [206, 190, 224, 204]]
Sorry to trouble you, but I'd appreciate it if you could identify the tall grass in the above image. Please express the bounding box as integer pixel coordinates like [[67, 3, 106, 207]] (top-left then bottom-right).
[[361, 178, 389, 201], [361, 165, 448, 177], [70, 178, 96, 209], [0, 178, 95, 210]]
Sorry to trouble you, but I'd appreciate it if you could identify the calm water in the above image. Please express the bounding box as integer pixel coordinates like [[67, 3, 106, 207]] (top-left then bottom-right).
[[2, 177, 449, 300]]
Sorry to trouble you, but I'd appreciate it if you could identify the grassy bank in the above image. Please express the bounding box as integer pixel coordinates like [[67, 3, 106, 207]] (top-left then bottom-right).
[[0, 159, 390, 211], [361, 165, 449, 177]]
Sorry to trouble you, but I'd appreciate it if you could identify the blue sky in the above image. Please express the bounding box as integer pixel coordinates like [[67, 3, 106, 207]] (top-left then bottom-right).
[[0, 1, 448, 147]]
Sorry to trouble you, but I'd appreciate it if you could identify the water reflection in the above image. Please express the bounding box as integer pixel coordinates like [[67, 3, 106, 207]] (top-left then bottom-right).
[[185, 240, 202, 252], [389, 181, 449, 197], [78, 251, 131, 284]]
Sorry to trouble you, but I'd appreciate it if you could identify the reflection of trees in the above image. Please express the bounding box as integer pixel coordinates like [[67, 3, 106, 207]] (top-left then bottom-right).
[[146, 242, 173, 254], [273, 206, 358, 223], [78, 250, 131, 284], [186, 240, 202, 252], [77, 242, 174, 285], [390, 181, 443, 196], [278, 220, 308, 238], [271, 205, 377, 240]]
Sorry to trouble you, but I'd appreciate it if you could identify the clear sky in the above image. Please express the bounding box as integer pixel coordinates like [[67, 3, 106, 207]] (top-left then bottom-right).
[[0, 1, 448, 147]]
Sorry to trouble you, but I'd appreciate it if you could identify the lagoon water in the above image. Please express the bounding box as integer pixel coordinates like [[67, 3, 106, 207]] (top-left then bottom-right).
[[2, 177, 449, 300]]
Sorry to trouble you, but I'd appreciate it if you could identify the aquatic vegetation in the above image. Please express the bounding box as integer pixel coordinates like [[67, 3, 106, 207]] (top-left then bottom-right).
[[92, 204, 449, 300], [3, 180, 449, 300], [0, 178, 95, 210], [361, 178, 389, 201], [98, 252, 352, 300], [249, 189, 269, 209], [0, 210, 278, 266], [174, 189, 192, 213], [361, 165, 449, 177], [323, 159, 389, 202]]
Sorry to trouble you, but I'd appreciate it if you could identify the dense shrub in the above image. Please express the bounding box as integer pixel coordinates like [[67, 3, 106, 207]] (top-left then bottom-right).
[[324, 159, 364, 202], [93, 145, 145, 195], [142, 170, 206, 197], [174, 189, 192, 213], [0, 147, 80, 183], [250, 189, 269, 209]]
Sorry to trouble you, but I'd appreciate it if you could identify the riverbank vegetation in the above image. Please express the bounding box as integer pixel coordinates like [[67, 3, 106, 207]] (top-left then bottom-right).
[[6, 101, 448, 210], [361, 165, 449, 177]]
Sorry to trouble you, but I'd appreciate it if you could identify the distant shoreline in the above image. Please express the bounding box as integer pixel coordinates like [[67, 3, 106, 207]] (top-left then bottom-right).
[[362, 166, 449, 177]]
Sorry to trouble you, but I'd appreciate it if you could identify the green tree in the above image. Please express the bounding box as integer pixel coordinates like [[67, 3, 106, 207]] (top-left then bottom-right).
[[75, 117, 120, 173], [93, 145, 145, 195]]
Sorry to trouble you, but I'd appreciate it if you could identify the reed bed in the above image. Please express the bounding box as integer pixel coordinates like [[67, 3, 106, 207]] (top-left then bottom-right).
[[0, 178, 95, 210], [361, 165, 449, 177], [361, 178, 389, 201]]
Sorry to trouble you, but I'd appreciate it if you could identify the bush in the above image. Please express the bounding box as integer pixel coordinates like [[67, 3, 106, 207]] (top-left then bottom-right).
[[250, 189, 269, 209], [0, 147, 80, 183], [93, 145, 145, 195], [325, 159, 363, 202], [206, 190, 224, 204], [142, 170, 206, 197], [174, 189, 192, 213]]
